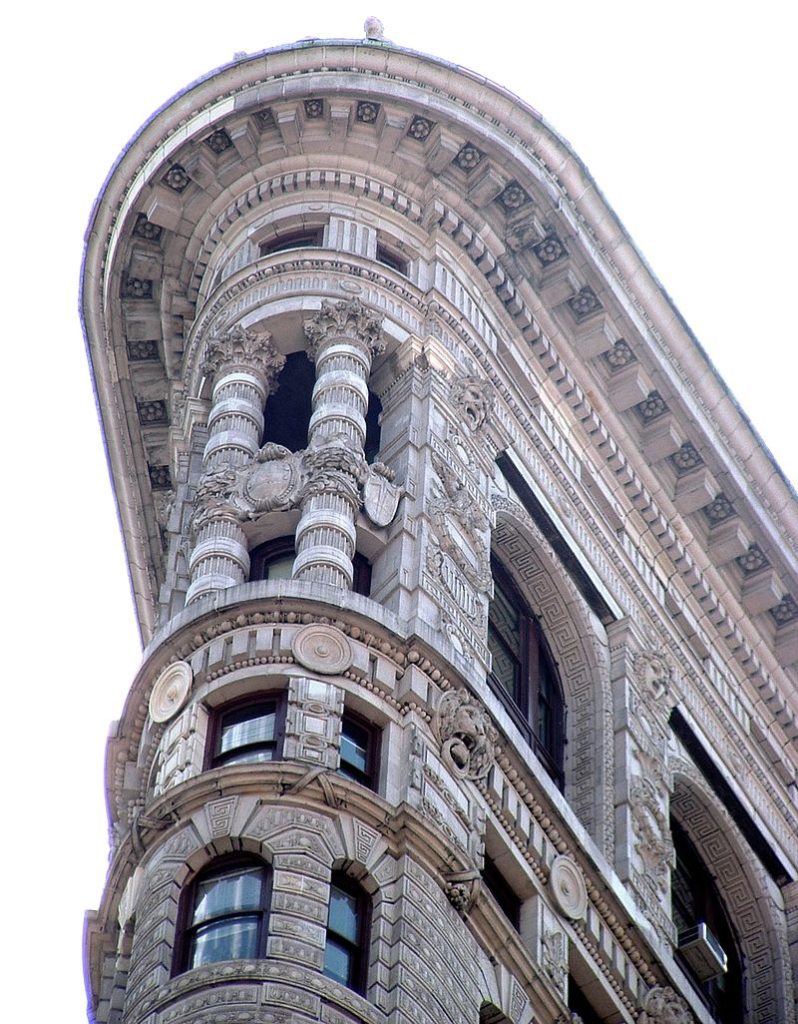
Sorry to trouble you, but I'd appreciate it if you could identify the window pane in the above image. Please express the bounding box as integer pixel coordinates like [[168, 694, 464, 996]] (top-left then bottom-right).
[[193, 867, 262, 924], [487, 621, 521, 703], [220, 705, 275, 755], [265, 553, 294, 580], [328, 885, 359, 943], [190, 915, 259, 967], [323, 936, 353, 986], [220, 747, 275, 766], [340, 719, 369, 774]]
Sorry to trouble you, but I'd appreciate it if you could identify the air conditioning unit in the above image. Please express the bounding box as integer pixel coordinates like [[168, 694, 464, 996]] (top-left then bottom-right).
[[678, 922, 728, 981]]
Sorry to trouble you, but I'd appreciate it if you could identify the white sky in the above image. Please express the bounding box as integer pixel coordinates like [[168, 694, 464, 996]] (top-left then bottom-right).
[[3, 2, 795, 1020]]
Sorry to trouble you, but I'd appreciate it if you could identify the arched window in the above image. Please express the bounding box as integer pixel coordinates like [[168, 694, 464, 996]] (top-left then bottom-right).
[[323, 873, 370, 992], [487, 556, 564, 787], [250, 535, 373, 596], [671, 818, 743, 1023], [177, 856, 270, 973]]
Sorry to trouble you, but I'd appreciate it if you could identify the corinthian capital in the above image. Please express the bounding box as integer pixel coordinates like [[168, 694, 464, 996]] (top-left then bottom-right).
[[202, 325, 286, 391], [304, 299, 384, 360]]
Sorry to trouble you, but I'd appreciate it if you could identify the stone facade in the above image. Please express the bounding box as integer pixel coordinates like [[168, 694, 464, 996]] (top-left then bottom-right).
[[82, 29, 798, 1024]]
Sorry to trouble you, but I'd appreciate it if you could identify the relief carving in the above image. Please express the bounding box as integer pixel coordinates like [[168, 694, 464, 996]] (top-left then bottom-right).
[[435, 689, 497, 780], [304, 298, 384, 358], [444, 868, 481, 916], [548, 855, 588, 920], [202, 324, 285, 389], [638, 986, 694, 1024], [191, 434, 400, 536], [149, 661, 192, 723], [635, 649, 673, 704], [541, 928, 568, 997], [427, 451, 491, 624], [629, 773, 673, 892], [449, 374, 495, 432]]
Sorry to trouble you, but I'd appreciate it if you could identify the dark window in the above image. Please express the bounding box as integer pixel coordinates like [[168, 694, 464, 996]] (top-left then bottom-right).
[[262, 351, 382, 461], [250, 535, 372, 597], [671, 818, 743, 1023], [481, 854, 520, 931], [487, 556, 565, 787], [323, 873, 369, 992], [210, 697, 284, 767], [364, 390, 382, 464], [178, 857, 269, 973], [338, 711, 379, 790], [250, 536, 296, 582], [375, 243, 408, 276], [263, 351, 315, 452], [259, 227, 324, 257], [568, 978, 605, 1024]]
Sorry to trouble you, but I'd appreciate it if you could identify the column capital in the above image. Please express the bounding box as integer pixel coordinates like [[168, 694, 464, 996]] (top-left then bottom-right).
[[303, 299, 384, 360], [202, 324, 285, 392]]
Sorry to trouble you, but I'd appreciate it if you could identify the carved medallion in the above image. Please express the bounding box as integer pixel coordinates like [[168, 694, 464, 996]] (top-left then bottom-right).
[[548, 855, 588, 920], [291, 624, 353, 675], [435, 689, 497, 780], [149, 661, 193, 723], [244, 443, 301, 512]]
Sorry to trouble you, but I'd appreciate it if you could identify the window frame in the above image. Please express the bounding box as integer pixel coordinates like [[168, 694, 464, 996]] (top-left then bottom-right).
[[174, 855, 271, 975], [487, 556, 565, 787], [337, 709, 380, 791], [323, 872, 370, 993], [671, 817, 743, 1023], [250, 535, 373, 597], [206, 694, 286, 770]]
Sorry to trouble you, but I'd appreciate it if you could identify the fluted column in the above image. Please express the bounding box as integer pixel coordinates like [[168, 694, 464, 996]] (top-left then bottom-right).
[[293, 300, 384, 589], [187, 326, 285, 604]]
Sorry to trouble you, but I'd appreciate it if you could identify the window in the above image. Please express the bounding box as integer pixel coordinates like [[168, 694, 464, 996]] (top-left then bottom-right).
[[671, 818, 742, 1023], [262, 351, 315, 452], [568, 978, 605, 1024], [178, 857, 269, 972], [210, 696, 284, 767], [338, 711, 379, 790], [375, 242, 408, 276], [259, 227, 324, 257], [261, 351, 382, 461], [323, 873, 369, 992], [487, 556, 564, 787], [480, 854, 521, 930], [250, 535, 372, 597], [250, 536, 296, 582]]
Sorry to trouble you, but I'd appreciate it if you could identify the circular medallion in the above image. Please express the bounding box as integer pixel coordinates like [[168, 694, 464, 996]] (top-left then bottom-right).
[[291, 624, 352, 675], [149, 661, 193, 723], [549, 855, 588, 920]]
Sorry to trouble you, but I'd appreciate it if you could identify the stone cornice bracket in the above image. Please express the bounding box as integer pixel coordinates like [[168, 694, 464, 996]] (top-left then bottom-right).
[[303, 298, 385, 361], [201, 323, 286, 394]]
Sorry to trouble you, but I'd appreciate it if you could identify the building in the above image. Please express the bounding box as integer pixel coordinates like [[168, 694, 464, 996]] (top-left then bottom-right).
[[81, 25, 798, 1024]]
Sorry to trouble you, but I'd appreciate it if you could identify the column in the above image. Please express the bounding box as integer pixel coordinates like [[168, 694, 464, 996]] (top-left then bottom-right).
[[293, 299, 384, 589], [186, 325, 285, 603]]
